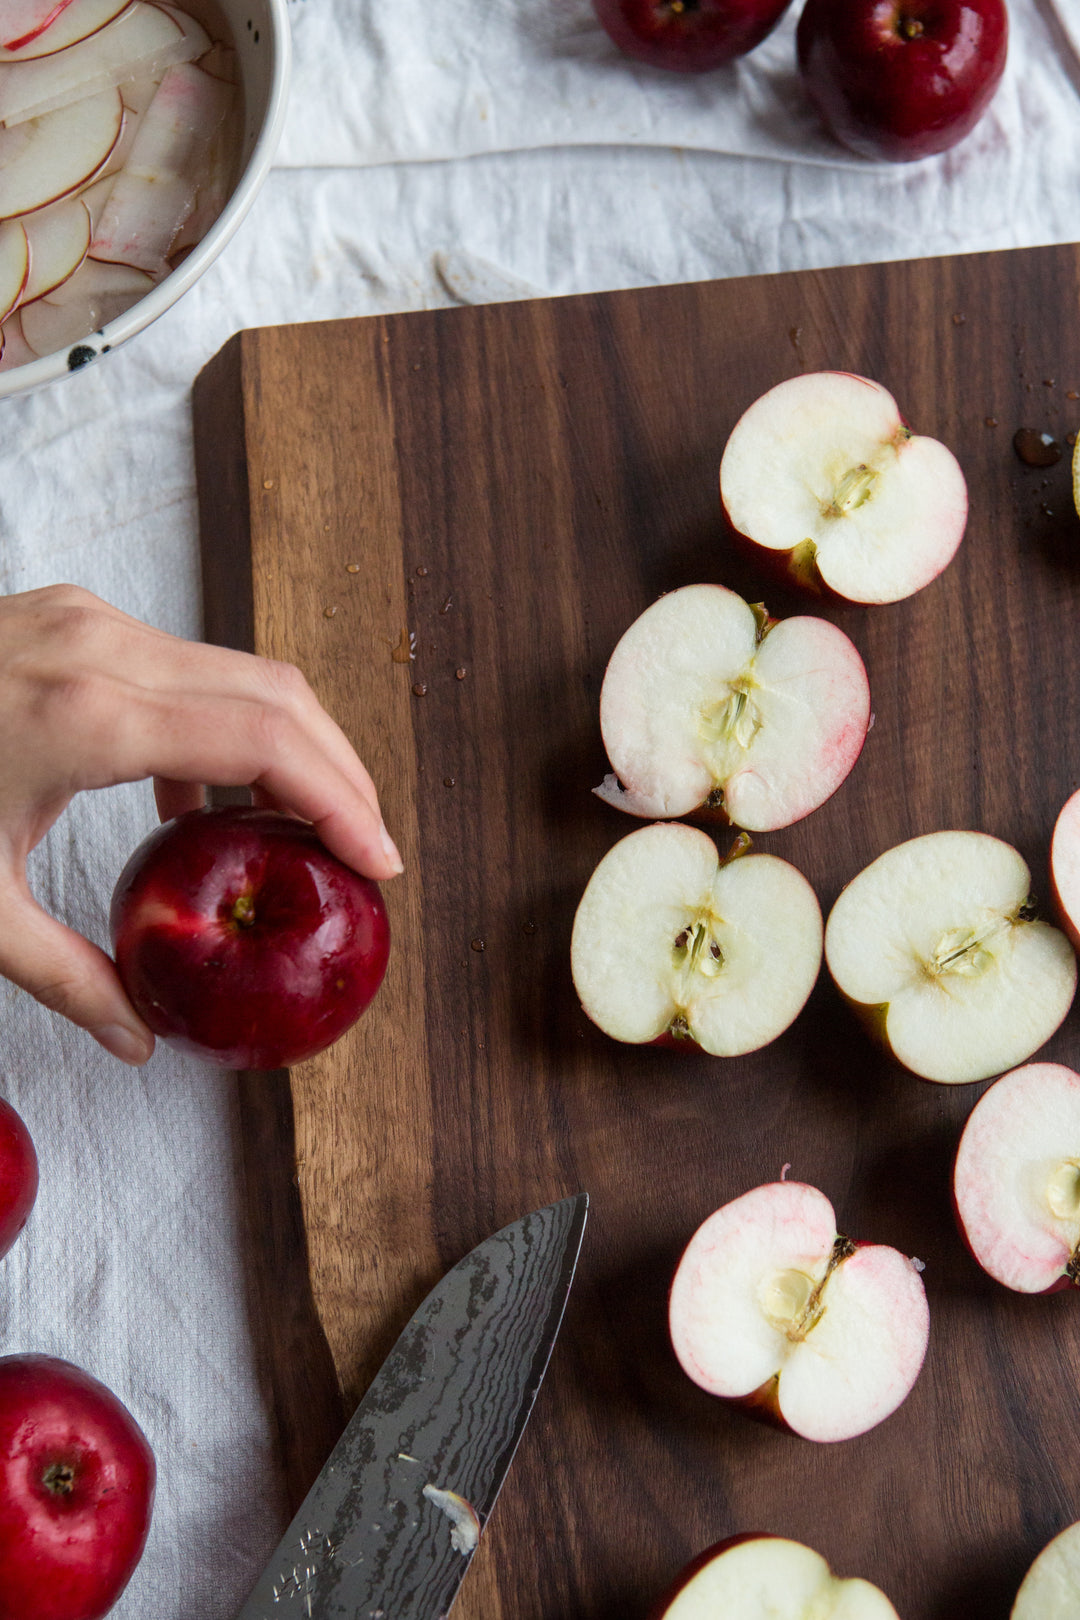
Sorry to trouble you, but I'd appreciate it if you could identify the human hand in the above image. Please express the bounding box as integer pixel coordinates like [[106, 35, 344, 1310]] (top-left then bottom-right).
[[0, 585, 403, 1065]]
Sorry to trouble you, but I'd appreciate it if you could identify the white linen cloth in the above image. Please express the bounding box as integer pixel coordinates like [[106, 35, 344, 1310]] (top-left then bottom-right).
[[1, 2, 1079, 1614]]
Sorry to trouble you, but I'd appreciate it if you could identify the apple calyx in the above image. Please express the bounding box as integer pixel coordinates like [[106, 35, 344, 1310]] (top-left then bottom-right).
[[41, 1459, 77, 1497], [230, 892, 257, 929], [762, 1232, 858, 1343]]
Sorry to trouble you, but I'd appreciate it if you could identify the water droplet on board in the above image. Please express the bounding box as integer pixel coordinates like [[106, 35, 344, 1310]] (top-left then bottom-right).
[[1013, 428, 1062, 467], [346, 563, 360, 574], [455, 667, 467, 680], [443, 776, 455, 787], [984, 416, 998, 428], [392, 627, 416, 662], [412, 682, 427, 696], [471, 938, 485, 952], [323, 606, 337, 618], [416, 565, 429, 578]]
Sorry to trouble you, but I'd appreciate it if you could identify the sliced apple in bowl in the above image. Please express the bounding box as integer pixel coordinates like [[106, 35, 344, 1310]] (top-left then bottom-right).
[[719, 371, 968, 604], [668, 1180, 929, 1443], [571, 823, 823, 1056], [594, 583, 870, 831], [825, 830, 1077, 1085], [651, 1536, 900, 1620]]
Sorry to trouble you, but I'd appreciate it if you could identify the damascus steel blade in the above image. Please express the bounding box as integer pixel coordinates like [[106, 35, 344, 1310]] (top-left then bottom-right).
[[235, 1192, 588, 1620]]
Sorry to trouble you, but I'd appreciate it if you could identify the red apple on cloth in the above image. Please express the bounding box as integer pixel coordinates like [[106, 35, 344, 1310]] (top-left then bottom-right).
[[0, 1098, 37, 1260], [953, 1062, 1080, 1294], [651, 1535, 901, 1619], [0, 1353, 154, 1620], [796, 0, 1009, 163], [668, 1180, 929, 1442], [719, 372, 968, 603], [110, 805, 391, 1069], [1011, 1520, 1080, 1620], [825, 831, 1077, 1085], [594, 584, 870, 830], [571, 823, 822, 1055], [593, 0, 794, 73]]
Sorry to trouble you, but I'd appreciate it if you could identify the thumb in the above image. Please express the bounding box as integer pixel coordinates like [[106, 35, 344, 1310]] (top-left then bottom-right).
[[0, 881, 155, 1065]]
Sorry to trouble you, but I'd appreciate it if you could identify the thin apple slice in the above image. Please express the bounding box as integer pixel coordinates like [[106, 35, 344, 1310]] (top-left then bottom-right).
[[825, 831, 1077, 1085], [1012, 1521, 1080, 1619], [1, 0, 77, 54], [653, 1537, 901, 1620], [594, 583, 870, 832], [90, 62, 231, 273], [20, 255, 152, 355], [0, 0, 130, 61], [76, 171, 114, 231], [0, 310, 38, 369], [0, 2, 206, 127], [0, 90, 122, 220], [20, 194, 90, 302], [953, 1062, 1080, 1294], [0, 221, 30, 319], [720, 372, 968, 605], [572, 824, 822, 1056], [668, 1180, 929, 1443]]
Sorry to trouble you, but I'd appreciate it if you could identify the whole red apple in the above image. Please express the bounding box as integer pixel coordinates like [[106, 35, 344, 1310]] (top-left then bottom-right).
[[796, 0, 1009, 162], [0, 1097, 37, 1260], [593, 0, 794, 72], [0, 1354, 155, 1620], [109, 806, 391, 1070]]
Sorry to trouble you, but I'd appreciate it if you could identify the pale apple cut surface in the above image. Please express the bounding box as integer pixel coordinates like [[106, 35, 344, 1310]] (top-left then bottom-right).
[[825, 831, 1077, 1085], [1012, 1520, 1080, 1619], [1051, 788, 1080, 949], [954, 1062, 1080, 1293], [594, 584, 870, 831], [720, 371, 968, 604], [571, 823, 822, 1056], [668, 1181, 928, 1443], [658, 1537, 899, 1620]]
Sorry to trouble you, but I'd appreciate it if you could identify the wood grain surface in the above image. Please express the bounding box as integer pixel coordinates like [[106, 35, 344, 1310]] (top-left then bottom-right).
[[193, 243, 1080, 1620]]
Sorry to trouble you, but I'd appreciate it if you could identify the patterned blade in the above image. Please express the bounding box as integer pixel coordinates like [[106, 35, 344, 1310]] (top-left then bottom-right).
[[235, 1192, 589, 1620]]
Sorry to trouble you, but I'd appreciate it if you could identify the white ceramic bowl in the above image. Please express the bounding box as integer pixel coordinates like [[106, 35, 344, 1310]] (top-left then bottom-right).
[[0, 0, 291, 401]]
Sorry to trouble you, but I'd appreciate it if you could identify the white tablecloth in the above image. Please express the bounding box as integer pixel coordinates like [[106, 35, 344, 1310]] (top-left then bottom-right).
[[2, 2, 1079, 1613]]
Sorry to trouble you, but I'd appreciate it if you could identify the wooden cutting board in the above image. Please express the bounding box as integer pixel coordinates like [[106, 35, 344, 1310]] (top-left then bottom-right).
[[192, 242, 1080, 1620]]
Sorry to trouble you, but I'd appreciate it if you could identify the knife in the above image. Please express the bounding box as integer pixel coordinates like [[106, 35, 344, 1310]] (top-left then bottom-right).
[[235, 1191, 589, 1619]]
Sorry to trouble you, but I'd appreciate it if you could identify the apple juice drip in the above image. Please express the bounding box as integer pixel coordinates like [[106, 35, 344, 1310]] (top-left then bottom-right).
[[761, 1234, 857, 1343]]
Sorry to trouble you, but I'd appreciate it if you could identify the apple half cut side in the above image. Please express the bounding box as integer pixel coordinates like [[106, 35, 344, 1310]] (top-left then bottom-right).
[[651, 1536, 900, 1620], [668, 1180, 929, 1443], [571, 823, 823, 1057], [953, 1062, 1080, 1293], [1011, 1520, 1080, 1619], [825, 830, 1077, 1085], [594, 583, 870, 831], [719, 372, 968, 604]]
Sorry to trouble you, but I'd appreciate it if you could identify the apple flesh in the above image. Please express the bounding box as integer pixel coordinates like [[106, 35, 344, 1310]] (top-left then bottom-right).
[[796, 0, 1009, 163], [593, 0, 794, 73], [594, 583, 870, 831], [824, 831, 1077, 1085], [109, 806, 391, 1070], [1011, 1520, 1080, 1620], [0, 1098, 38, 1260], [1050, 789, 1080, 953], [953, 1062, 1080, 1294], [1, 0, 131, 62], [668, 1180, 929, 1442], [571, 823, 822, 1055], [651, 1535, 901, 1619], [719, 372, 968, 603], [0, 1353, 154, 1620]]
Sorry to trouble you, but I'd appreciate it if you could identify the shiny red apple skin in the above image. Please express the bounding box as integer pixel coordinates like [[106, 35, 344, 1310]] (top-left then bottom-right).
[[796, 0, 1009, 162], [0, 1098, 37, 1260], [0, 1354, 155, 1620], [594, 0, 794, 72], [110, 806, 391, 1070]]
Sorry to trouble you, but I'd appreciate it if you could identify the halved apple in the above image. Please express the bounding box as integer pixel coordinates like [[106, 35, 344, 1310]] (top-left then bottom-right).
[[719, 371, 968, 604], [651, 1537, 900, 1620], [0, 90, 123, 222], [953, 1062, 1080, 1293], [825, 831, 1077, 1085], [1012, 1521, 1080, 1619], [668, 1180, 929, 1443], [594, 583, 870, 832], [0, 0, 129, 61], [571, 823, 822, 1056]]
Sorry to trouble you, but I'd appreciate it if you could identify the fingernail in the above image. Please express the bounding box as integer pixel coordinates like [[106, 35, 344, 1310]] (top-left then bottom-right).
[[380, 823, 404, 875], [93, 1024, 154, 1066]]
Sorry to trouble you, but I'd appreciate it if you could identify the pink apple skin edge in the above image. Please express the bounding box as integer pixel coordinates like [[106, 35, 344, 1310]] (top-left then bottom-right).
[[0, 1354, 155, 1620], [796, 0, 1009, 163], [1050, 790, 1080, 955], [593, 0, 795, 73], [110, 806, 391, 1070], [0, 1098, 37, 1261], [948, 1173, 1076, 1298]]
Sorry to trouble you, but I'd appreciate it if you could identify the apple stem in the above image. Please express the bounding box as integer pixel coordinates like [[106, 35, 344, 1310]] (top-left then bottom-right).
[[1067, 1245, 1080, 1288]]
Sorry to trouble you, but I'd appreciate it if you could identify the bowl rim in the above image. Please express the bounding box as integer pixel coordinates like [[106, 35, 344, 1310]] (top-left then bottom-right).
[[0, 0, 293, 403]]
